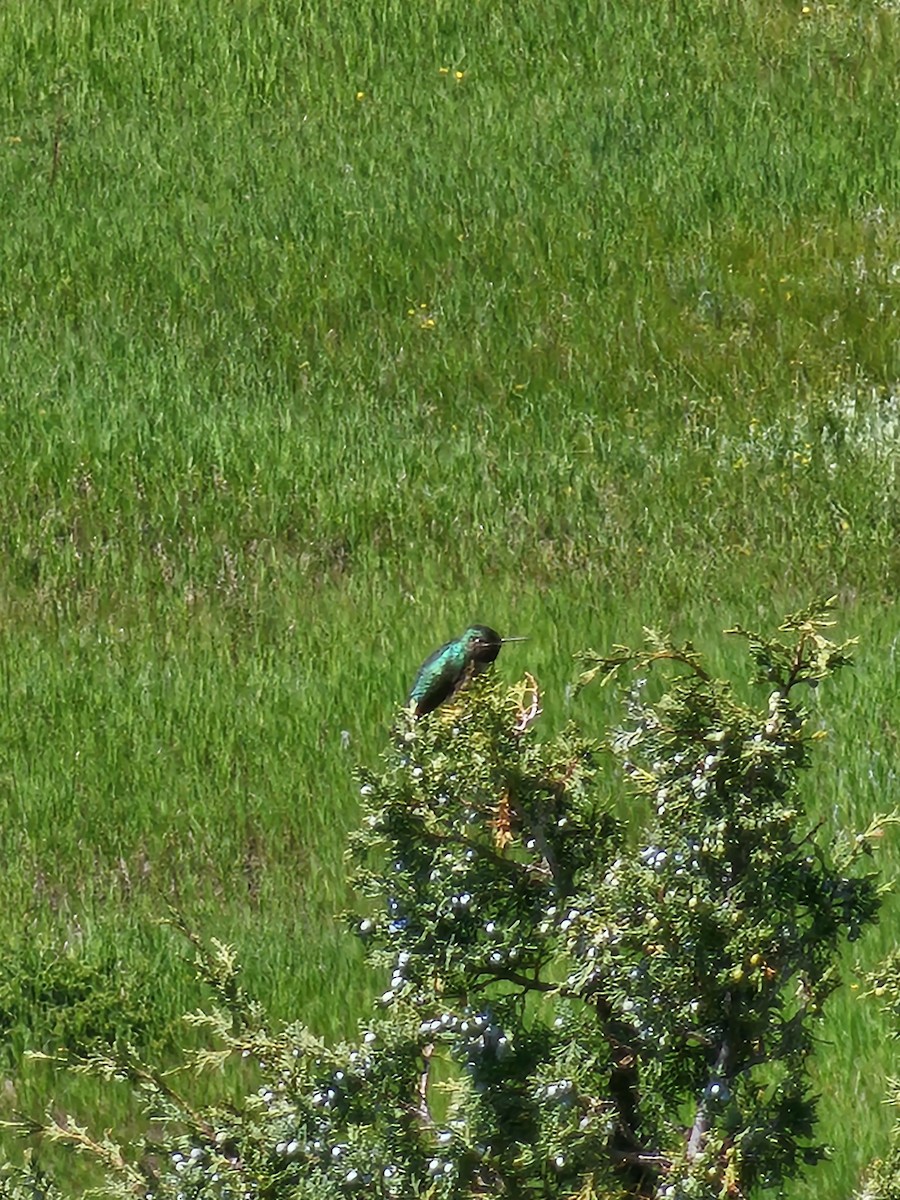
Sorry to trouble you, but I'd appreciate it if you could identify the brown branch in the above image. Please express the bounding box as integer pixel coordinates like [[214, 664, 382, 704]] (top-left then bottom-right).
[[785, 633, 810, 693], [687, 1039, 731, 1161], [476, 964, 556, 993], [416, 826, 531, 877], [414, 1043, 434, 1125], [505, 787, 565, 893], [647, 649, 712, 683]]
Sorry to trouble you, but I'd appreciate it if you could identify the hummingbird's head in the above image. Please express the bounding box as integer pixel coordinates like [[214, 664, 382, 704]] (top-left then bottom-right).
[[462, 625, 527, 665]]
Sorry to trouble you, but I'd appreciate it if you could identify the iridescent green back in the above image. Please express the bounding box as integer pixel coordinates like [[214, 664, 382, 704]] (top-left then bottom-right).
[[408, 637, 469, 717]]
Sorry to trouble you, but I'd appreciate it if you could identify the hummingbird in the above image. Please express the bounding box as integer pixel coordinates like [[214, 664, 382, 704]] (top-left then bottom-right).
[[408, 624, 528, 719]]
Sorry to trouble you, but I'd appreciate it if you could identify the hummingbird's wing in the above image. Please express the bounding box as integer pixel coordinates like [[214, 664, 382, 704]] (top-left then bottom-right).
[[408, 640, 465, 718]]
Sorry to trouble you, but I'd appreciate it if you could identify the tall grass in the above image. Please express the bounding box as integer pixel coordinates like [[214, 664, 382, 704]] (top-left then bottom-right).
[[0, 0, 898, 1192]]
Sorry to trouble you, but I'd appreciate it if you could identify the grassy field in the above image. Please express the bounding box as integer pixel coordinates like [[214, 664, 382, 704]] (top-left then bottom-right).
[[0, 0, 898, 1192]]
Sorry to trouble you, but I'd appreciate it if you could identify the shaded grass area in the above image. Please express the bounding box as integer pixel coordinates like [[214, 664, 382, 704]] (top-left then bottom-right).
[[0, 0, 898, 1193]]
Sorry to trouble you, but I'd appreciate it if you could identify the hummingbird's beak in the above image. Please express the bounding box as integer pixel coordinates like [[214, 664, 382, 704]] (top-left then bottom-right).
[[501, 636, 528, 643]]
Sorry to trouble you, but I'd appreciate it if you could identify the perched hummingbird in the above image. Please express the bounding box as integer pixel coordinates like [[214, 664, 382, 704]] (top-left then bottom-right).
[[408, 624, 527, 719]]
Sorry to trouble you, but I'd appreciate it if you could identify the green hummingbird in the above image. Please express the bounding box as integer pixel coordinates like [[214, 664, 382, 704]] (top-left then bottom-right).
[[408, 624, 528, 719]]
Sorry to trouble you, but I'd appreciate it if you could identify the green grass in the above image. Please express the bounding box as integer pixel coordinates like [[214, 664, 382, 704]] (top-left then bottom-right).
[[0, 0, 899, 1192]]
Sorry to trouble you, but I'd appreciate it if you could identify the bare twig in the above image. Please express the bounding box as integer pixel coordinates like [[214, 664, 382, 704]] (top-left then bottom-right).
[[512, 673, 542, 734]]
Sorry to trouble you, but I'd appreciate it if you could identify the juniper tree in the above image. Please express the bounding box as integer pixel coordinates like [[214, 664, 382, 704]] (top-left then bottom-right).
[[10, 604, 889, 1199]]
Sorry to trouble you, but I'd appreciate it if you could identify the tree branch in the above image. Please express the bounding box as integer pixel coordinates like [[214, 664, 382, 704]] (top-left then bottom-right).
[[476, 964, 556, 993], [687, 1039, 731, 1161]]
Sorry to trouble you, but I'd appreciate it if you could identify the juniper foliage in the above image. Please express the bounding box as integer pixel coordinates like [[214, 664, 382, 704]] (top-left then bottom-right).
[[856, 954, 900, 1200], [9, 605, 889, 1199]]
